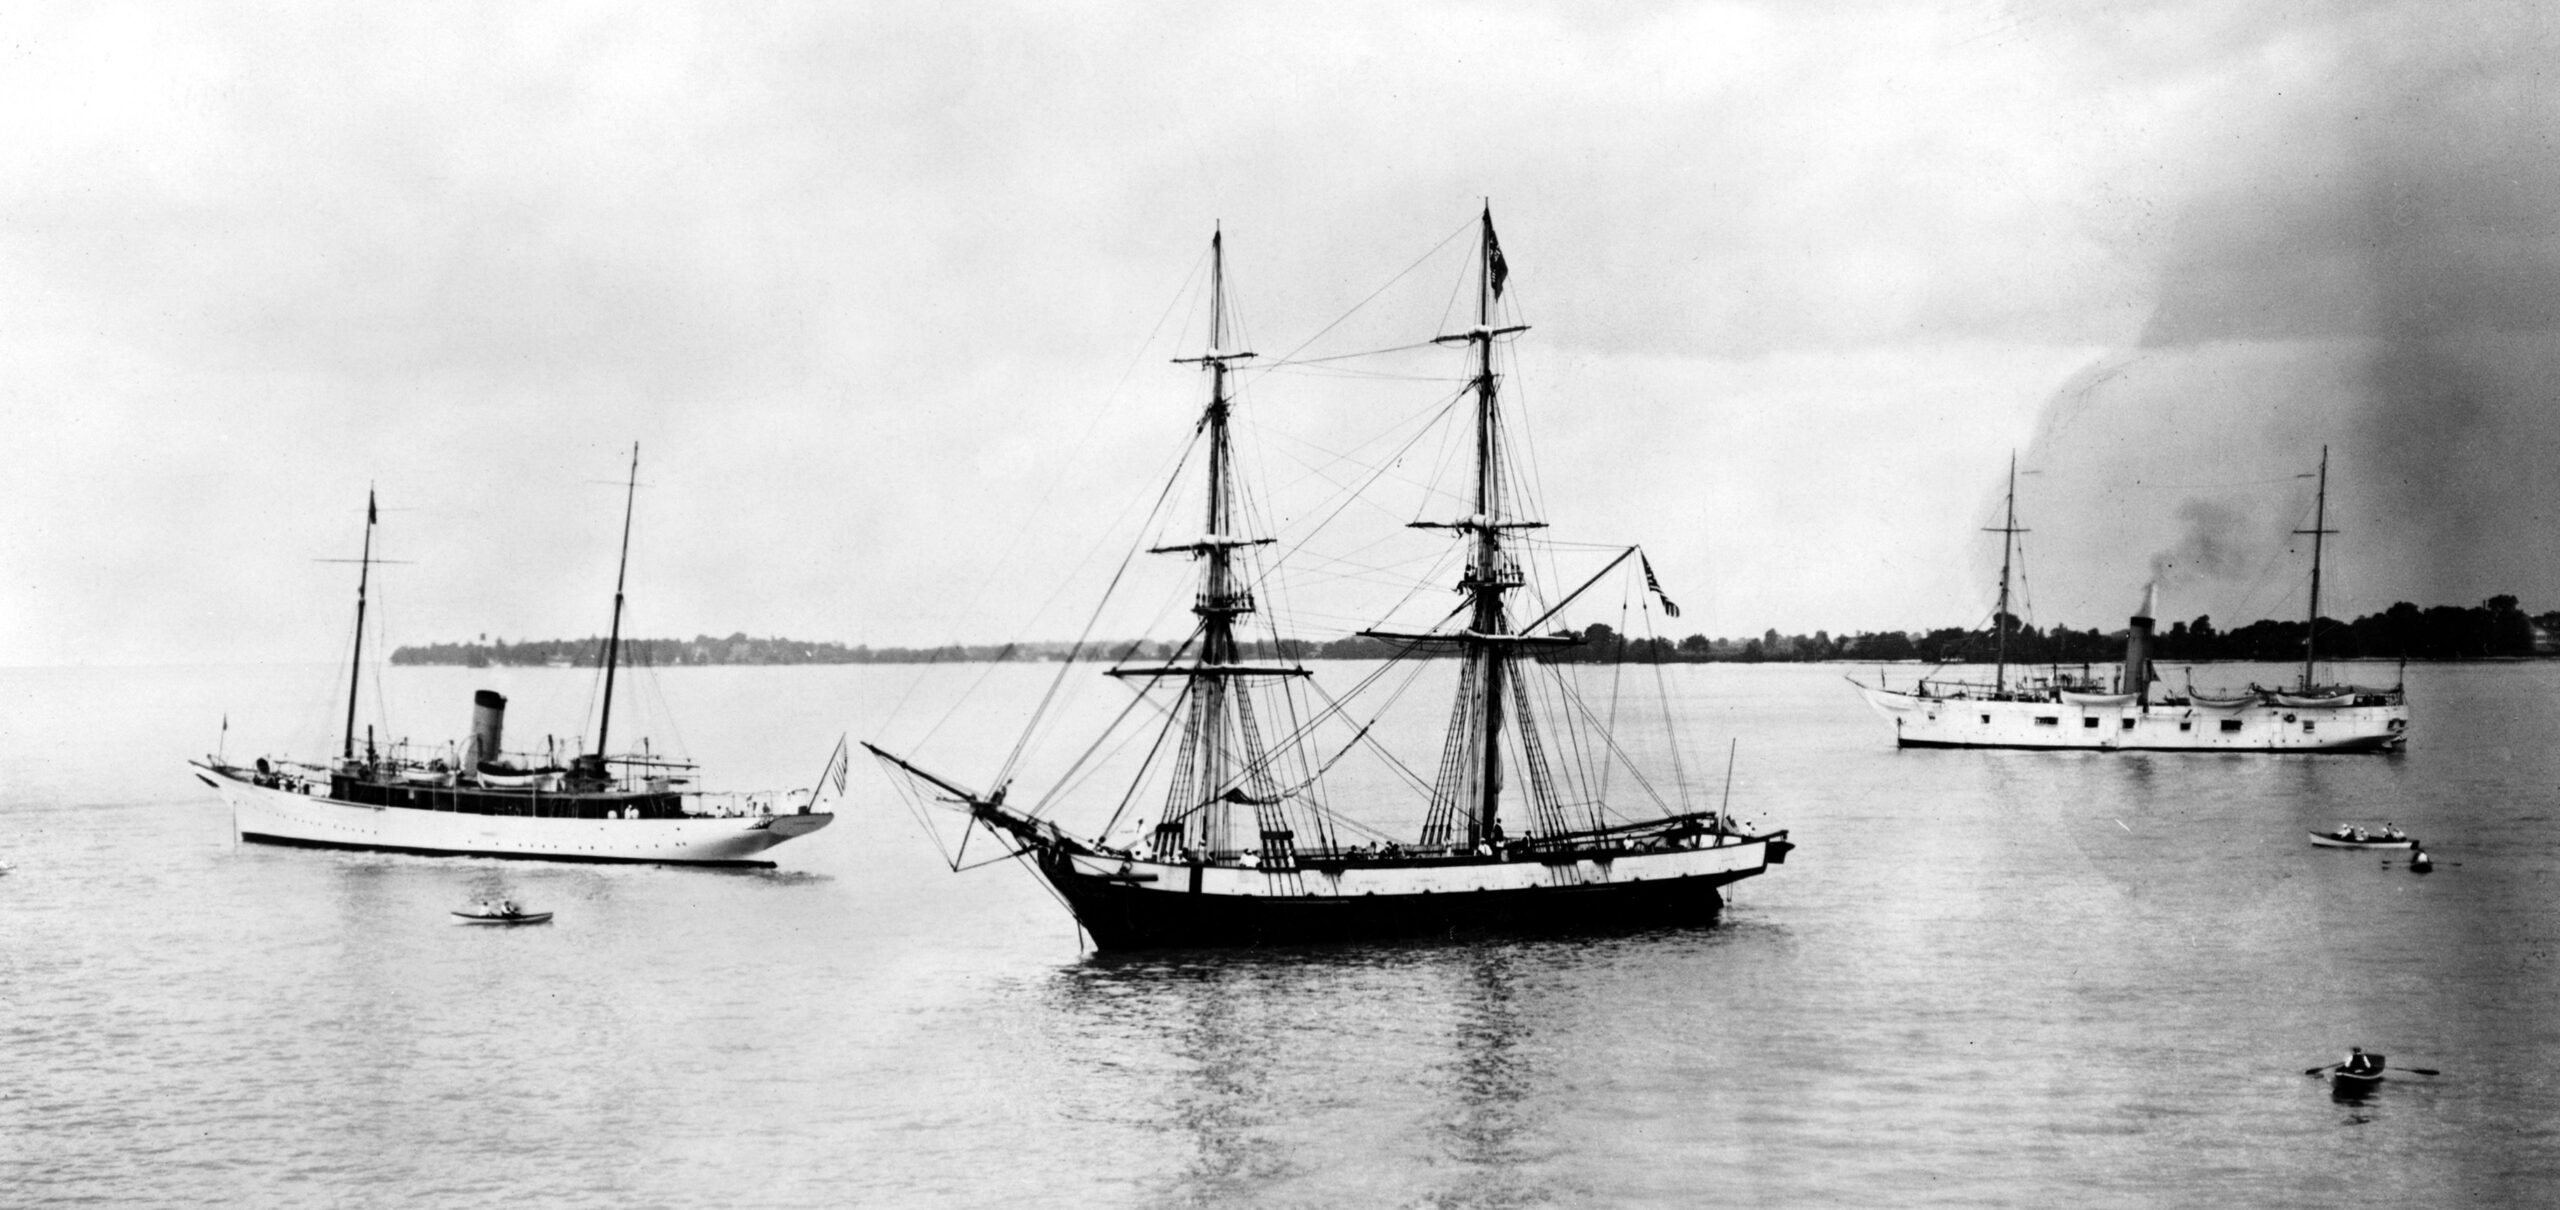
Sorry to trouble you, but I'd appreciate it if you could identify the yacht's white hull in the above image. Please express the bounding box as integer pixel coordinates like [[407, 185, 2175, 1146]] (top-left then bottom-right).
[[193, 764, 832, 867], [1854, 684, 2408, 752]]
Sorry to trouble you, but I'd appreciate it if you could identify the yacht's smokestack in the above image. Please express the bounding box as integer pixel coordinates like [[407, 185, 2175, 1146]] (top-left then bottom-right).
[[2124, 583, 2159, 705], [468, 689, 507, 769]]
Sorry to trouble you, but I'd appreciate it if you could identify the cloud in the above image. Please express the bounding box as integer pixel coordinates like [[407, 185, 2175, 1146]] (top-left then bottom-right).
[[2013, 0, 2560, 626]]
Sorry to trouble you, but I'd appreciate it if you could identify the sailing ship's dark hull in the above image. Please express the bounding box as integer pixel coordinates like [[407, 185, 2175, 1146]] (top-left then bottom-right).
[[1037, 851, 1760, 951]]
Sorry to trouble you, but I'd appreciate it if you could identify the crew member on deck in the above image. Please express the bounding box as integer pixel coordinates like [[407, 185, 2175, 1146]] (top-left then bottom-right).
[[2342, 1046, 2382, 1076]]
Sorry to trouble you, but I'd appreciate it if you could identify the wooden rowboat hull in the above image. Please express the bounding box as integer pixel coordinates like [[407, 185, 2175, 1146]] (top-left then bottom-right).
[[2331, 1069, 2385, 1095], [452, 911, 552, 925], [2308, 833, 2416, 849]]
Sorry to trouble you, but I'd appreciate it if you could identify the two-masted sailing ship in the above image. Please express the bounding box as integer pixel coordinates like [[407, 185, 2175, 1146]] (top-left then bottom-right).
[[1852, 447, 2410, 751], [192, 447, 836, 866], [867, 212, 1791, 951]]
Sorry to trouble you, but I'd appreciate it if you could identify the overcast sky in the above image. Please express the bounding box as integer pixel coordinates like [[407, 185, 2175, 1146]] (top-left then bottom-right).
[[3, 1, 2554, 666]]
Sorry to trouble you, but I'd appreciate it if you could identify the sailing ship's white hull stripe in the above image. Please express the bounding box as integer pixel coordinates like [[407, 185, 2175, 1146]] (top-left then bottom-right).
[[1856, 686, 2409, 751], [198, 767, 830, 866], [1059, 838, 1778, 898]]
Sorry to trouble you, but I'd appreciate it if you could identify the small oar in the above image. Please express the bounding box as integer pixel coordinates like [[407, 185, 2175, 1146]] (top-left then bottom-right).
[[2303, 1063, 2340, 1076], [2402, 1066, 2442, 1076]]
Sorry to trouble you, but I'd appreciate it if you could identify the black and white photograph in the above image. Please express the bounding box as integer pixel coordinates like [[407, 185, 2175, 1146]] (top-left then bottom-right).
[[6, 2, 2557, 1205]]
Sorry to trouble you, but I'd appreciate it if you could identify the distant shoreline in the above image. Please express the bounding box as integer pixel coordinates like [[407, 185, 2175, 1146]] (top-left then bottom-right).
[[394, 595, 2560, 668]]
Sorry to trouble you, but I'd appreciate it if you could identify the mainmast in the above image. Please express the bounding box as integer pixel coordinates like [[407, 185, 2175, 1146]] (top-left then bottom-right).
[[2295, 444, 2334, 691], [1442, 208, 1532, 849], [342, 488, 378, 761], [1985, 454, 2025, 694], [593, 443, 640, 764]]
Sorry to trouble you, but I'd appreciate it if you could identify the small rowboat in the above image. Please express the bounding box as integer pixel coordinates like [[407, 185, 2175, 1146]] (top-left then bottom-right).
[[2308, 831, 2415, 850], [2331, 1067, 2385, 1095], [452, 908, 552, 925]]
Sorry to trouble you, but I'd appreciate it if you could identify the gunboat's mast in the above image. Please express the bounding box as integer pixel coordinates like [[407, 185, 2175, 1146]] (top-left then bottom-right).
[[1985, 453, 2026, 694], [594, 443, 640, 763], [342, 488, 377, 761], [2295, 444, 2334, 692]]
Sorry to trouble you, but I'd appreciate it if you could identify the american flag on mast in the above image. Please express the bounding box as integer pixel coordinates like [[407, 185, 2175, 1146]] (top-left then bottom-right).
[[1640, 553, 1682, 618], [815, 736, 850, 802]]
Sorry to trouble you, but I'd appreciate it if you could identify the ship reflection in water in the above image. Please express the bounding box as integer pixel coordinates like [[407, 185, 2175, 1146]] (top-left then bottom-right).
[[1042, 930, 1744, 1208]]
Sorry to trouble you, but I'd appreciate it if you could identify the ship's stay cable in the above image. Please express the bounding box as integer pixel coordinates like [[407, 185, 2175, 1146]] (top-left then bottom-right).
[[884, 244, 1211, 743], [1639, 590, 1696, 815], [1094, 682, 1193, 841], [308, 594, 364, 761], [365, 570, 394, 759], [1163, 651, 1437, 844], [1233, 388, 1472, 634], [1594, 585, 1634, 812], [1539, 649, 1681, 825], [1548, 693, 1674, 826], [1089, 682, 1196, 842], [1021, 640, 1190, 821], [992, 436, 1203, 791], [1238, 215, 1473, 394], [1253, 339, 1443, 369]]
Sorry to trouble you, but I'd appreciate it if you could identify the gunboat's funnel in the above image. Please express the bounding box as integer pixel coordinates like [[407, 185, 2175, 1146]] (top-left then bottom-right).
[[2124, 584, 2159, 705], [469, 689, 506, 769]]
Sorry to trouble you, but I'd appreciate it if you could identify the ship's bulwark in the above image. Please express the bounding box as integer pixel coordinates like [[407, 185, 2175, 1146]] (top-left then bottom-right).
[[1034, 844, 1781, 951]]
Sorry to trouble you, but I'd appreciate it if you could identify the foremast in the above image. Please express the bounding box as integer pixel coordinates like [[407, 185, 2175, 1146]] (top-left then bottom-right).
[[1116, 229, 1315, 863]]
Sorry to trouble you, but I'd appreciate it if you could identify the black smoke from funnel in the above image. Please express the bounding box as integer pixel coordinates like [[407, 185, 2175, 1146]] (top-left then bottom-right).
[[2039, 9, 2560, 614], [2147, 498, 2248, 592]]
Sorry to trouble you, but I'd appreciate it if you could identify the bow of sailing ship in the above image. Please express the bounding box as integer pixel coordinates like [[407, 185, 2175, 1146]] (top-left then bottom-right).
[[868, 213, 1790, 950], [191, 448, 837, 867]]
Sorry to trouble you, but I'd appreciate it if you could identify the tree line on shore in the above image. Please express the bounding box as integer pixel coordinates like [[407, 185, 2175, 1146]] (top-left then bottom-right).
[[392, 595, 2553, 668]]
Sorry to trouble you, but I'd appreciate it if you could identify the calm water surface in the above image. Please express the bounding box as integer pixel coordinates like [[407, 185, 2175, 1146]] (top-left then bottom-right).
[[5, 660, 2557, 1206]]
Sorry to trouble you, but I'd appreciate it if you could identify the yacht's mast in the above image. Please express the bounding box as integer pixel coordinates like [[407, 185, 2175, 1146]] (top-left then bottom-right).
[[594, 443, 640, 761], [342, 488, 377, 761], [1984, 453, 2024, 694], [2295, 444, 2333, 691]]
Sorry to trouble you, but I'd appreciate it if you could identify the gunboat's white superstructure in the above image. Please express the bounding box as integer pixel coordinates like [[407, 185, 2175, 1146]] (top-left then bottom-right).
[[1852, 449, 2409, 753]]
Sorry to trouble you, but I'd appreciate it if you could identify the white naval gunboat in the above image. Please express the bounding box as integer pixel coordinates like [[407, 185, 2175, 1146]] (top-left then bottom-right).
[[1851, 448, 2409, 752], [868, 212, 1791, 951], [192, 449, 836, 867]]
